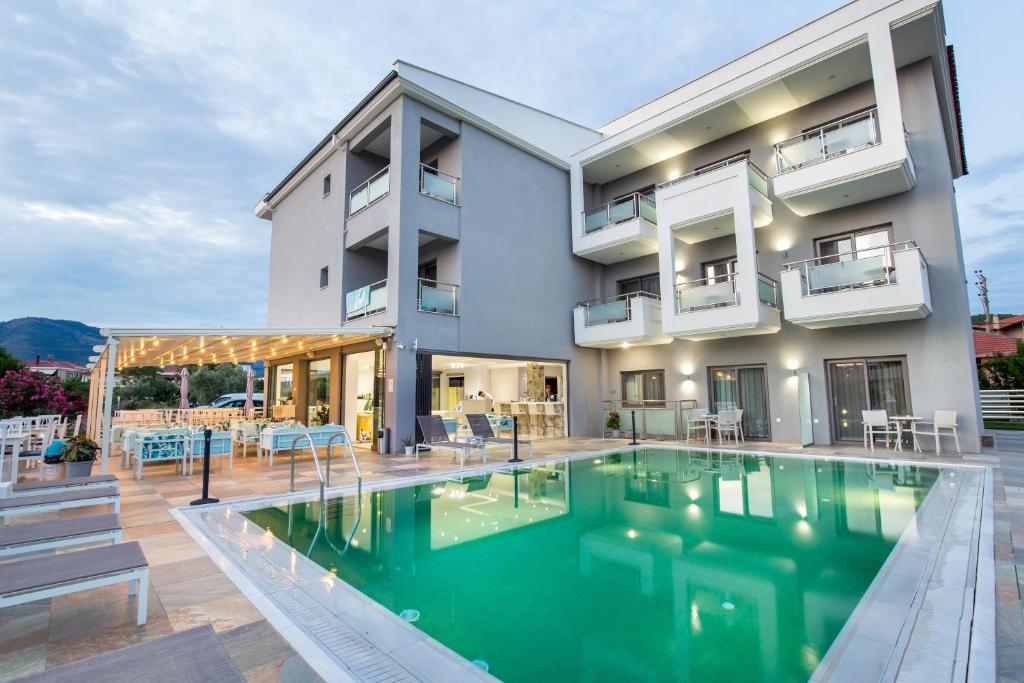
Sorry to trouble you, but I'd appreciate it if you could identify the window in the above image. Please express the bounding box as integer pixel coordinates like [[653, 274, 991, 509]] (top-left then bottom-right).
[[621, 370, 665, 407], [702, 256, 738, 284], [319, 266, 329, 289], [418, 259, 437, 281], [815, 224, 893, 264], [617, 273, 660, 296], [322, 174, 331, 196], [826, 356, 910, 442]]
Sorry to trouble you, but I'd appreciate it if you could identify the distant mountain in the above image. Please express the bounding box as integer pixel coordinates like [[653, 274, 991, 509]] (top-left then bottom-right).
[[0, 317, 104, 365]]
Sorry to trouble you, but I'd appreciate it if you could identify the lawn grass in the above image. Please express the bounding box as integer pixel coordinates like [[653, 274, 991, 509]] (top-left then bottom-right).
[[985, 421, 1024, 431]]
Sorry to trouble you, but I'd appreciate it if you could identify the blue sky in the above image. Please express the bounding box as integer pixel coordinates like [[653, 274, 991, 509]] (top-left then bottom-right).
[[0, 0, 1018, 327]]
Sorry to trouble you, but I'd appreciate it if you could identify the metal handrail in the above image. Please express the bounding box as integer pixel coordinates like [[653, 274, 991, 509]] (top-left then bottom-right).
[[289, 433, 327, 523], [345, 278, 388, 320], [774, 107, 879, 175], [348, 165, 391, 216], [575, 291, 661, 327], [416, 277, 459, 315], [657, 154, 769, 190], [675, 272, 738, 313], [782, 240, 918, 269]]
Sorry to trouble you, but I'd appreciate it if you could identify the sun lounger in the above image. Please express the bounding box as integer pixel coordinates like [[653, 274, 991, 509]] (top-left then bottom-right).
[[0, 486, 120, 524], [11, 624, 244, 683], [0, 514, 121, 558], [415, 415, 485, 466], [0, 541, 148, 626], [465, 413, 533, 457], [11, 473, 118, 497]]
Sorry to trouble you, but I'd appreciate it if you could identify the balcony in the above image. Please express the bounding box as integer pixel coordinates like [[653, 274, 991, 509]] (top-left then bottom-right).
[[419, 164, 459, 205], [348, 166, 390, 216], [772, 108, 915, 216], [573, 292, 672, 349], [667, 272, 781, 341], [417, 278, 458, 316], [780, 241, 931, 329], [574, 193, 658, 265], [345, 166, 391, 249], [345, 279, 387, 321]]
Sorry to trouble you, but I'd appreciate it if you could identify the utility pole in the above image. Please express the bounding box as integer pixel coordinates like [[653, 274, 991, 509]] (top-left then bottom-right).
[[974, 269, 991, 331]]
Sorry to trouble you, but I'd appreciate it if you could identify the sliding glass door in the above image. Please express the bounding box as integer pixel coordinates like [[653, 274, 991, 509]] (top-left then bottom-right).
[[826, 357, 910, 442], [708, 365, 770, 439]]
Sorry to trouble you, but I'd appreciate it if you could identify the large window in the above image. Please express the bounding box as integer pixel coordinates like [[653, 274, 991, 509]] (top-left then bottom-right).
[[702, 256, 738, 284], [618, 273, 660, 296], [815, 224, 893, 265], [621, 370, 665, 407], [826, 356, 910, 442]]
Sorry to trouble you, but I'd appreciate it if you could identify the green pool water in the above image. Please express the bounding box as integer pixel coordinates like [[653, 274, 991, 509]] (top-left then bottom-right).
[[244, 449, 939, 682]]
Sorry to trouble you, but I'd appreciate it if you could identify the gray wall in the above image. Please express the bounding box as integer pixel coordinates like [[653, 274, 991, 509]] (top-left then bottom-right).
[[594, 59, 982, 449]]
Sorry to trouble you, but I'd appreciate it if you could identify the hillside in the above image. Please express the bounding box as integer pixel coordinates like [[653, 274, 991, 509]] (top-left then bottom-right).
[[0, 317, 104, 365]]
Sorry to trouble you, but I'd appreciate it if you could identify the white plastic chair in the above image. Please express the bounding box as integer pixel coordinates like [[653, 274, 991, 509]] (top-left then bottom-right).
[[911, 410, 960, 454], [684, 408, 709, 443], [862, 410, 901, 452], [716, 409, 744, 445]]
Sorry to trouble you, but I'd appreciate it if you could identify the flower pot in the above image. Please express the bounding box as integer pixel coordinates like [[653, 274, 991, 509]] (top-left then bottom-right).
[[65, 461, 95, 478], [404, 446, 415, 456], [611, 430, 621, 439], [43, 461, 65, 481]]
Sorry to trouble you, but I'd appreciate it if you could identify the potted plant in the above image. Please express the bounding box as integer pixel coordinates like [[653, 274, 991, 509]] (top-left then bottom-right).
[[606, 411, 622, 438], [401, 436, 416, 456], [311, 404, 330, 427], [61, 435, 99, 478]]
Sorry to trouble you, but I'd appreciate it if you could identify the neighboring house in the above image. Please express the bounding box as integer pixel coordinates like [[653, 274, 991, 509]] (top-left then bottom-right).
[[974, 314, 1024, 340], [254, 0, 982, 450], [25, 357, 89, 381], [973, 331, 1019, 366]]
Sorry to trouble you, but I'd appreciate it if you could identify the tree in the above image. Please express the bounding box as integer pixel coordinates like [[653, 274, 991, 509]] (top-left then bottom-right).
[[113, 368, 179, 409], [979, 340, 1024, 390], [0, 369, 80, 418], [188, 364, 247, 405], [0, 346, 22, 376]]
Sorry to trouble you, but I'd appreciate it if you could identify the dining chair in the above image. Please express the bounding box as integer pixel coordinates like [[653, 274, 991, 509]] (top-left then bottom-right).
[[684, 408, 708, 443], [862, 410, 900, 452], [910, 410, 960, 454], [717, 409, 744, 445]]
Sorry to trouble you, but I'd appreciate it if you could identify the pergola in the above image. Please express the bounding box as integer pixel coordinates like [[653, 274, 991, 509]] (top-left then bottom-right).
[[86, 327, 392, 473]]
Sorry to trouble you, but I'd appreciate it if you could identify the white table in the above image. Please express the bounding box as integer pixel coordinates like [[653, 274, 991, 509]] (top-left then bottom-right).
[[889, 415, 924, 452]]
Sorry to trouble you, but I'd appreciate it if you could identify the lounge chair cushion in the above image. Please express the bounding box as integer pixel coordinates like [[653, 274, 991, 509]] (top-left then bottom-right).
[[0, 486, 119, 510], [12, 474, 118, 493], [0, 540, 145, 596], [12, 624, 244, 683], [0, 514, 120, 548]]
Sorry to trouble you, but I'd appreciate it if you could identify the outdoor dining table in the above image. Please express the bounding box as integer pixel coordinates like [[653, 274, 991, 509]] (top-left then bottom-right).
[[696, 413, 718, 444], [889, 415, 925, 451]]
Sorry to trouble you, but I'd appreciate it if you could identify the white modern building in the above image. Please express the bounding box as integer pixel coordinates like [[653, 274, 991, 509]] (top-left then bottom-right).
[[249, 0, 980, 452]]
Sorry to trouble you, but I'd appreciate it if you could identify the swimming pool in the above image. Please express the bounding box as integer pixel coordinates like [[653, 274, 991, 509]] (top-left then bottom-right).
[[214, 448, 964, 682]]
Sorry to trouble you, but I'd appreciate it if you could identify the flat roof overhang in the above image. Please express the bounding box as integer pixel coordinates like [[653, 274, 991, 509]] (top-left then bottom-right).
[[91, 326, 393, 370]]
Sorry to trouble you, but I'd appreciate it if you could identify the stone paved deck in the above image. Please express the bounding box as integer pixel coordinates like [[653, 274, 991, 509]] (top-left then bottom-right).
[[0, 433, 1015, 682]]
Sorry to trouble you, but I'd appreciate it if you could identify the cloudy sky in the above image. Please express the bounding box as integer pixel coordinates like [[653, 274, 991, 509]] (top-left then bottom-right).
[[0, 0, 1019, 327]]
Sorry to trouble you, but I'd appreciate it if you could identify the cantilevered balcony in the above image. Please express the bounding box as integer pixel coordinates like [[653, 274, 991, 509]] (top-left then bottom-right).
[[574, 193, 658, 265], [668, 272, 781, 341], [573, 292, 672, 349], [345, 279, 388, 321], [772, 108, 915, 216], [780, 241, 931, 329], [345, 166, 391, 249]]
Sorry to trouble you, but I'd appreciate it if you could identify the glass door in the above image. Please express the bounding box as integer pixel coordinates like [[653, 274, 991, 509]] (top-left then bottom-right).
[[826, 357, 910, 442], [708, 365, 770, 439]]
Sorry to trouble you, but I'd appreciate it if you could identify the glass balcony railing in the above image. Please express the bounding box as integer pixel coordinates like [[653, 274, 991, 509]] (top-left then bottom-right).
[[774, 108, 880, 175], [419, 164, 459, 205], [656, 154, 770, 198], [583, 193, 656, 235], [675, 272, 778, 313], [576, 291, 660, 326], [348, 166, 391, 216], [783, 241, 917, 295], [417, 278, 459, 315], [345, 279, 387, 320]]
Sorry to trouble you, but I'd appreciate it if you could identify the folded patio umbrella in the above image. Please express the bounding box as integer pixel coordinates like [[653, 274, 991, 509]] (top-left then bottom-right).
[[179, 367, 190, 410], [244, 367, 254, 417]]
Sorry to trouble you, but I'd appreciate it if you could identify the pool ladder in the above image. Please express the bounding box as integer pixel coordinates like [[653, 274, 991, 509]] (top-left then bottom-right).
[[287, 428, 363, 557]]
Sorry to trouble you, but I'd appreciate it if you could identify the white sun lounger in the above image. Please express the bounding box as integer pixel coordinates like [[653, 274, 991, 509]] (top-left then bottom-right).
[[0, 541, 148, 626], [0, 486, 120, 524], [0, 513, 122, 558], [12, 624, 244, 682]]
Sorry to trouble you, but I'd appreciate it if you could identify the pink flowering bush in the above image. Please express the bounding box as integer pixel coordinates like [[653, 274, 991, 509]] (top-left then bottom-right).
[[0, 369, 83, 418]]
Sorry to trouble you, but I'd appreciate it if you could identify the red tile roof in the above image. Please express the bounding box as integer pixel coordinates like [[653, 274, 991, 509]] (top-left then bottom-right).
[[974, 331, 1019, 358], [995, 314, 1024, 329], [25, 360, 87, 370]]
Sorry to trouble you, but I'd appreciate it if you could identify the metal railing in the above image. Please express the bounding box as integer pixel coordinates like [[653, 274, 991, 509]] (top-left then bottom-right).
[[345, 278, 388, 320], [583, 192, 657, 235], [576, 291, 660, 327], [657, 153, 770, 197], [774, 108, 880, 175], [419, 164, 459, 205], [782, 241, 918, 296], [289, 429, 363, 558], [676, 273, 738, 313], [348, 166, 391, 216], [757, 273, 779, 308], [602, 400, 699, 440], [980, 390, 1024, 423], [417, 278, 459, 315]]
